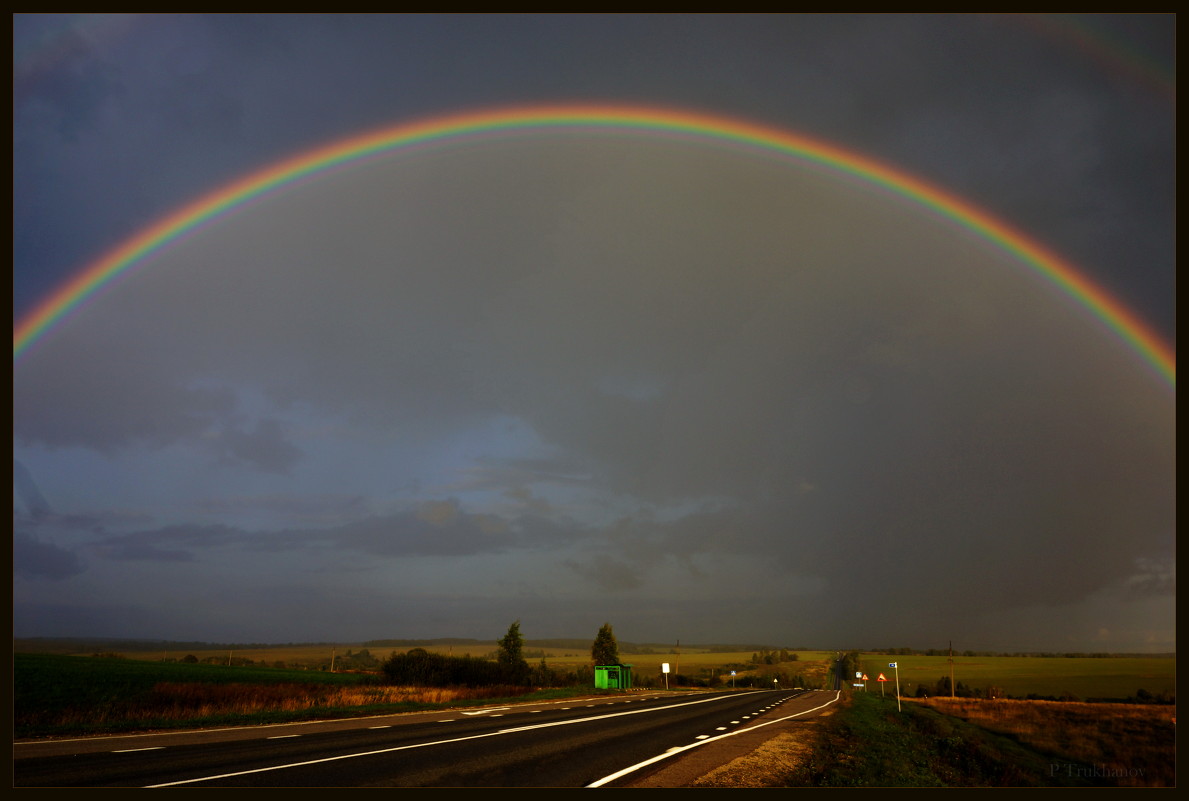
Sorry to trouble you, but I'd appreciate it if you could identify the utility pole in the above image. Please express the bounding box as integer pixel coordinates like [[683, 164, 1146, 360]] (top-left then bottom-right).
[[949, 641, 955, 699], [889, 661, 901, 712]]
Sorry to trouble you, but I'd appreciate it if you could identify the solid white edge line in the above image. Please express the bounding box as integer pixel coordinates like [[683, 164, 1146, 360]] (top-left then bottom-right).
[[585, 690, 842, 788], [113, 747, 165, 753]]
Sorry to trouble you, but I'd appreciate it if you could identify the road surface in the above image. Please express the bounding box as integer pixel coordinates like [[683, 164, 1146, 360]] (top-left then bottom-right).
[[15, 688, 840, 787]]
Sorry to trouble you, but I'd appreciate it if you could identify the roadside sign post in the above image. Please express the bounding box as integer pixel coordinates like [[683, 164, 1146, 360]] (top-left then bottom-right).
[[877, 672, 887, 696], [889, 662, 901, 711], [662, 662, 670, 690], [730, 670, 736, 688]]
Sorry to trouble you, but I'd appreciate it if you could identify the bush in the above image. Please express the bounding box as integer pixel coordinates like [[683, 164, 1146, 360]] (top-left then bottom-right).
[[381, 649, 521, 687]]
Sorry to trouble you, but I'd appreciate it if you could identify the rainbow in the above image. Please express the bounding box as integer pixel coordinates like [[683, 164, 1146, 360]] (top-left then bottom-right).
[[12, 103, 1175, 388]]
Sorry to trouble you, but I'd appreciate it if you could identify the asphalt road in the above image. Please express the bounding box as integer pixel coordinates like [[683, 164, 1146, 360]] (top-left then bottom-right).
[[14, 689, 841, 787]]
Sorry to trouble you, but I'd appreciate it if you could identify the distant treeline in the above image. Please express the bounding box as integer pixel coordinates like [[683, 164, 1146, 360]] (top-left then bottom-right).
[[13, 637, 335, 654], [363, 638, 487, 648], [917, 676, 1174, 705], [871, 648, 1176, 658], [364, 638, 782, 654], [16, 637, 1172, 660]]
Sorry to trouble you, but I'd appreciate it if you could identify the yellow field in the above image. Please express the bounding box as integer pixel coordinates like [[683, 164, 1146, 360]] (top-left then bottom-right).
[[63, 642, 836, 682], [856, 654, 1174, 700]]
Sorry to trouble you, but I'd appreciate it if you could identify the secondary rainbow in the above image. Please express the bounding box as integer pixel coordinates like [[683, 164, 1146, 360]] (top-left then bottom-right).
[[13, 103, 1175, 388]]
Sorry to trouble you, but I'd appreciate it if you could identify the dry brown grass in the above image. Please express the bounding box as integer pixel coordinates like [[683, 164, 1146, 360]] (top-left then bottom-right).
[[689, 709, 836, 787], [42, 682, 522, 729], [915, 697, 1175, 787], [690, 732, 818, 787]]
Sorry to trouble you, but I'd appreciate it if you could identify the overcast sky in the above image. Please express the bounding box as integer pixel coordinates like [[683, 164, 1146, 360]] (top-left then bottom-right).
[[14, 14, 1175, 652]]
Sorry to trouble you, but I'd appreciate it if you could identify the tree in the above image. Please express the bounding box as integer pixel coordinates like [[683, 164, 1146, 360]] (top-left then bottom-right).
[[498, 620, 526, 668], [498, 620, 530, 684], [591, 622, 620, 666]]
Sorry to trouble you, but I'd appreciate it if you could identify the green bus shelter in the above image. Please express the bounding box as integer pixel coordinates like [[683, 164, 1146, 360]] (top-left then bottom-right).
[[593, 664, 633, 689]]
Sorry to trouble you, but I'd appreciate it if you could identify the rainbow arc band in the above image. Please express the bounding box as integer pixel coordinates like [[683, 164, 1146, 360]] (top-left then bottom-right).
[[12, 104, 1174, 389]]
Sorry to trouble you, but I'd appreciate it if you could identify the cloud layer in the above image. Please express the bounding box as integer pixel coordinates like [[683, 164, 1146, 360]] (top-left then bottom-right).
[[14, 15, 1174, 651]]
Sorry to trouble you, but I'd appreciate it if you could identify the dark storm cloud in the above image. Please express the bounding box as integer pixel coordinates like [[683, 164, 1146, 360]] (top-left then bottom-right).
[[13, 460, 52, 519], [1120, 557, 1176, 600], [14, 15, 1174, 336], [14, 533, 87, 580], [193, 492, 371, 525], [310, 504, 584, 558], [12, 354, 235, 453], [90, 523, 242, 561], [565, 554, 643, 592], [82, 499, 585, 565], [12, 15, 1173, 650], [18, 134, 1175, 646], [211, 418, 303, 474]]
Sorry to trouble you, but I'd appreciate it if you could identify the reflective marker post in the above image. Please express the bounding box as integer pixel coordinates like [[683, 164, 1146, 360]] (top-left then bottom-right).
[[889, 662, 901, 711]]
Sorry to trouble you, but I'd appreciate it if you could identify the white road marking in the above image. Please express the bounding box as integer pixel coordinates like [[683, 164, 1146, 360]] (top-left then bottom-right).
[[114, 747, 164, 753], [267, 735, 300, 739], [586, 691, 843, 788]]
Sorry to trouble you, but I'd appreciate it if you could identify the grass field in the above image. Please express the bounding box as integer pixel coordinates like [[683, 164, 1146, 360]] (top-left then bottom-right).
[[855, 654, 1174, 701], [695, 692, 1175, 787], [15, 637, 1174, 699], [15, 644, 1174, 785], [14, 638, 837, 685], [13, 652, 564, 738]]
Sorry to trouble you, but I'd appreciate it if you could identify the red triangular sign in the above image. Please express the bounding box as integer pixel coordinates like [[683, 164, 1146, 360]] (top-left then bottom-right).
[[877, 673, 887, 681]]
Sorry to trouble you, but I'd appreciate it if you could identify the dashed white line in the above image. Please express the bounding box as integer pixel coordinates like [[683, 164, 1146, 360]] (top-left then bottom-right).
[[586, 691, 843, 788], [114, 747, 164, 753], [462, 707, 510, 716]]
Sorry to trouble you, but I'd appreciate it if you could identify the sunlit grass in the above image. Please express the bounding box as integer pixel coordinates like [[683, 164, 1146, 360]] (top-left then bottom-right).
[[856, 654, 1174, 700], [913, 697, 1175, 786], [13, 653, 546, 738], [734, 693, 1174, 787]]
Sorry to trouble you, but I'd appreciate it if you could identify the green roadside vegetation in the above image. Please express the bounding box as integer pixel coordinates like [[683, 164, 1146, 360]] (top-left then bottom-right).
[[776, 692, 1172, 787], [13, 652, 586, 739], [14, 642, 1174, 748]]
